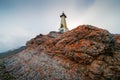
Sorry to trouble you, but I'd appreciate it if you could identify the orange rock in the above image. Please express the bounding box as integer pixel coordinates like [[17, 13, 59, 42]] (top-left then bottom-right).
[[3, 25, 120, 80]]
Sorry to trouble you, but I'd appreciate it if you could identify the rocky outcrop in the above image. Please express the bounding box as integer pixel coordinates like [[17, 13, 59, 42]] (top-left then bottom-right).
[[114, 34, 120, 50], [1, 25, 120, 80]]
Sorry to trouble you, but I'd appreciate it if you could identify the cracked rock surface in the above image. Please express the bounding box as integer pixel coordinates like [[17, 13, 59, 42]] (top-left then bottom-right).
[[1, 25, 120, 80]]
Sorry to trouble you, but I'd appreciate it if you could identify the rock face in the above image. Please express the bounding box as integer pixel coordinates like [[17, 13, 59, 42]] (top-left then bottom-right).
[[1, 25, 120, 80]]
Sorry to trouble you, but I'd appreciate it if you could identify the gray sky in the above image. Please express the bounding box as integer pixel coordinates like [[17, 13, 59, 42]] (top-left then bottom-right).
[[0, 0, 120, 52]]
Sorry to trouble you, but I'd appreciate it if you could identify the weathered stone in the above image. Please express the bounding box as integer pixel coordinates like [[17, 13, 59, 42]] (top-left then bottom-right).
[[1, 25, 120, 80], [88, 60, 107, 74]]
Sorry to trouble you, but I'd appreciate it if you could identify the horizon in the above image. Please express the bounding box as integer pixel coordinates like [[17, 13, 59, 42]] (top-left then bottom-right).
[[0, 0, 120, 53]]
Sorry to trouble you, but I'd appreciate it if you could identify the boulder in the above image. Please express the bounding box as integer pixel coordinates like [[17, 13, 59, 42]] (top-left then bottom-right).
[[2, 25, 120, 80]]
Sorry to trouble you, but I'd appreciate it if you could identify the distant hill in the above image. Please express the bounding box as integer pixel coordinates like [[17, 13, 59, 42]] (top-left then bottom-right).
[[0, 46, 25, 59]]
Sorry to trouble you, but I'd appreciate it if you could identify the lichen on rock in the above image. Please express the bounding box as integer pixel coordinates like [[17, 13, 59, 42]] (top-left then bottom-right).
[[1, 25, 120, 80]]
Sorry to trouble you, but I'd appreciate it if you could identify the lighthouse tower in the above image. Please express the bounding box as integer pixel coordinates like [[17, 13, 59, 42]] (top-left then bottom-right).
[[59, 12, 69, 33]]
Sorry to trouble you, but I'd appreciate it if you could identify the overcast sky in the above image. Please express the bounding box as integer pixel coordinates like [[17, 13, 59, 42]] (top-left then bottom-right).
[[0, 0, 120, 53]]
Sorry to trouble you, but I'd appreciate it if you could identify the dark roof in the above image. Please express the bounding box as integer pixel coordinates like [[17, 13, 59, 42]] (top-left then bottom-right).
[[60, 12, 67, 18]]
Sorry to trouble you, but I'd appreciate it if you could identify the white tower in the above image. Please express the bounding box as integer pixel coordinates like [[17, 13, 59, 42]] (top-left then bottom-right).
[[59, 12, 69, 33]]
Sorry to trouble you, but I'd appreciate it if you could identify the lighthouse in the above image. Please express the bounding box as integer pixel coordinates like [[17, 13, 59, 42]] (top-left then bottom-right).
[[59, 12, 69, 33]]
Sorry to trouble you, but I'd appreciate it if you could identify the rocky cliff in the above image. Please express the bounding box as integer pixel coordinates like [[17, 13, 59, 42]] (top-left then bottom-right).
[[1, 25, 120, 80]]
